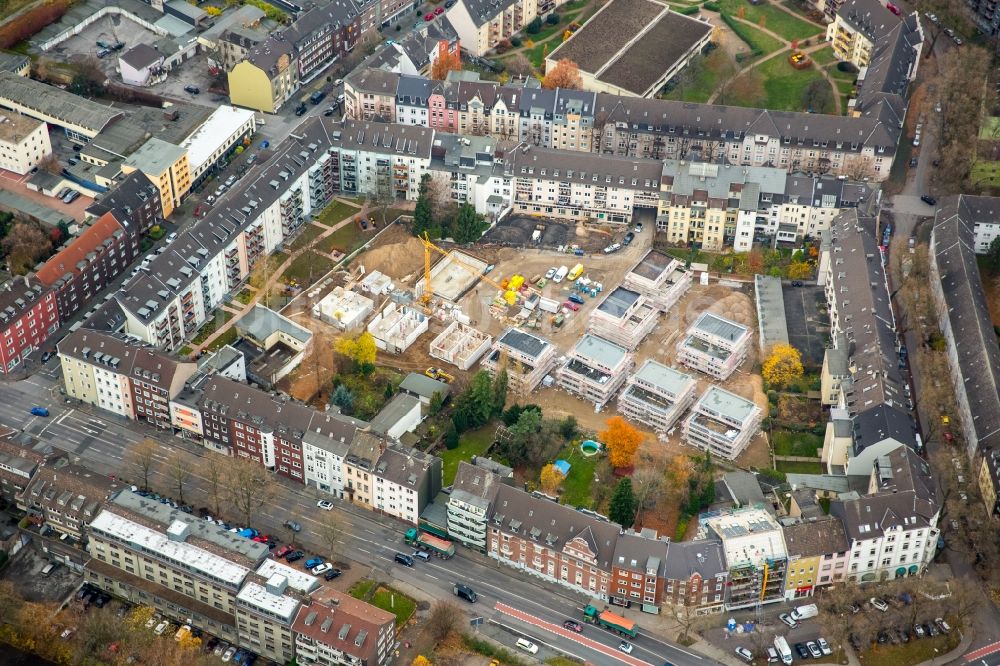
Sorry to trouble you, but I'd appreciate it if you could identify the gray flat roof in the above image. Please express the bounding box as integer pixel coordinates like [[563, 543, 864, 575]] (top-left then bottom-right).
[[236, 304, 311, 345], [574, 333, 627, 367], [597, 287, 640, 319], [693, 311, 748, 342], [754, 275, 789, 349], [0, 71, 122, 134], [124, 137, 187, 176], [698, 386, 758, 423], [633, 359, 694, 395], [499, 328, 551, 360], [370, 393, 421, 435], [629, 249, 674, 281]]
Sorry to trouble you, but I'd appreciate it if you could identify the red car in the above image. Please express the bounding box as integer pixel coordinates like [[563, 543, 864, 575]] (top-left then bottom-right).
[[563, 301, 580, 311], [434, 6, 444, 13], [252, 534, 271, 544], [275, 545, 293, 558], [563, 620, 583, 632], [424, 12, 435, 20]]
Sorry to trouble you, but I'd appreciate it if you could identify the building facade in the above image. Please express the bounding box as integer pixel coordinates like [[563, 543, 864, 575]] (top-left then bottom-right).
[[0, 113, 51, 175]]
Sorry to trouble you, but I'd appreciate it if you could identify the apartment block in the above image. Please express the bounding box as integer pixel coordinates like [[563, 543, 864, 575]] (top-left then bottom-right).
[[705, 508, 788, 609], [18, 461, 122, 538], [660, 540, 728, 617], [235, 571, 309, 663], [488, 485, 620, 600], [326, 120, 434, 201], [121, 137, 191, 219], [618, 360, 697, 433], [682, 386, 762, 461], [180, 105, 256, 186], [429, 321, 492, 370], [447, 0, 539, 57], [609, 529, 668, 611], [588, 287, 659, 351], [481, 328, 559, 394], [676, 312, 750, 380], [228, 37, 298, 114], [0, 278, 59, 374], [302, 429, 351, 499], [293, 592, 396, 666], [372, 444, 442, 525], [0, 434, 43, 503], [622, 249, 691, 312], [0, 112, 51, 175], [557, 334, 633, 408], [86, 170, 163, 236], [781, 518, 849, 600], [826, 0, 921, 70], [428, 132, 512, 220], [448, 459, 512, 551]]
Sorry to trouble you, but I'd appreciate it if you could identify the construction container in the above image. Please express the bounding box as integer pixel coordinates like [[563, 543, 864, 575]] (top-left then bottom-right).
[[538, 297, 560, 313], [503, 290, 517, 305], [509, 275, 525, 291]]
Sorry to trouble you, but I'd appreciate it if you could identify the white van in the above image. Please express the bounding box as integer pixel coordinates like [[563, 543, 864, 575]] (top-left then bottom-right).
[[790, 603, 818, 621], [515, 638, 538, 654]]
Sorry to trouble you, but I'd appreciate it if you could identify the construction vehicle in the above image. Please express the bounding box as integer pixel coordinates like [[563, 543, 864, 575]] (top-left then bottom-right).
[[419, 233, 532, 306], [404, 528, 455, 559], [425, 367, 455, 383], [583, 603, 638, 638]]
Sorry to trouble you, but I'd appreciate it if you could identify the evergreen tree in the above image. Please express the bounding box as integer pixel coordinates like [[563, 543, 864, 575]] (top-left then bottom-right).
[[609, 478, 638, 529], [330, 384, 354, 414], [451, 203, 488, 243], [413, 173, 434, 238], [491, 368, 509, 418]]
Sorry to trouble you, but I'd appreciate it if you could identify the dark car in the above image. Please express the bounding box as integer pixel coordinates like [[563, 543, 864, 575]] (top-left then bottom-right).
[[794, 643, 810, 660], [295, 103, 307, 116], [921, 195, 937, 205], [40, 351, 53, 363], [310, 90, 326, 105], [568, 293, 585, 305], [395, 552, 414, 567], [324, 568, 342, 580], [284, 550, 305, 562], [623, 231, 635, 245], [184, 85, 200, 95], [563, 620, 583, 632]]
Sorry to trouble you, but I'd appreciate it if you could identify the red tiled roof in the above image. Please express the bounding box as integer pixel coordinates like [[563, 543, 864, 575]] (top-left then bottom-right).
[[292, 591, 394, 664], [36, 213, 123, 286]]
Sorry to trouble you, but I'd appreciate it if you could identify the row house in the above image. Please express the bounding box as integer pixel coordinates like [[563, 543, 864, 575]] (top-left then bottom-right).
[[58, 329, 197, 425], [18, 461, 125, 538], [488, 484, 621, 600], [621, 249, 691, 313], [86, 170, 164, 235], [782, 517, 850, 600], [507, 145, 661, 225], [371, 444, 442, 524], [618, 359, 697, 434], [773, 174, 869, 243], [447, 459, 512, 551], [302, 429, 352, 499], [0, 277, 59, 374], [342, 68, 903, 181], [429, 133, 511, 221], [556, 334, 633, 408], [676, 312, 751, 381], [682, 386, 762, 461], [0, 433, 44, 503], [293, 592, 396, 666], [37, 213, 141, 326], [829, 445, 941, 582]]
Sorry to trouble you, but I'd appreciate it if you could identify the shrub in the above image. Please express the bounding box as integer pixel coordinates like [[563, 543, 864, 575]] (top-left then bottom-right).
[[703, 1, 720, 9], [676, 4, 700, 14], [836, 61, 859, 73], [721, 12, 764, 57], [675, 515, 691, 541], [767, 390, 778, 404], [149, 225, 166, 240], [510, 36, 522, 46], [526, 16, 543, 33], [545, 12, 559, 23], [758, 468, 787, 483]]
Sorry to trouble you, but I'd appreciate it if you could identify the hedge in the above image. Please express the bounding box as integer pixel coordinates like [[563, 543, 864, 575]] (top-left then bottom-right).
[[703, 1, 720, 9], [676, 4, 700, 14], [721, 12, 764, 57]]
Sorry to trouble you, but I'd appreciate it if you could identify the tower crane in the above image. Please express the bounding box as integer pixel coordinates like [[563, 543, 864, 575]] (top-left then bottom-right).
[[418, 233, 538, 305]]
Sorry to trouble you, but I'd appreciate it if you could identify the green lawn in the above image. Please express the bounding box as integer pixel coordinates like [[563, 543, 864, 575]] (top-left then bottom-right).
[[315, 200, 361, 227], [971, 160, 1000, 188], [316, 221, 363, 255], [979, 115, 1000, 140], [440, 424, 496, 486], [349, 579, 377, 599], [810, 45, 836, 66], [775, 459, 824, 474], [772, 430, 823, 457], [370, 585, 417, 628], [727, 20, 785, 56], [827, 65, 857, 82], [288, 224, 325, 251], [191, 311, 233, 345], [371, 206, 412, 227], [235, 288, 256, 305], [663, 59, 725, 103], [731, 56, 826, 111], [206, 327, 239, 352], [283, 251, 335, 285], [556, 445, 599, 509], [835, 78, 855, 96], [719, 0, 823, 41]]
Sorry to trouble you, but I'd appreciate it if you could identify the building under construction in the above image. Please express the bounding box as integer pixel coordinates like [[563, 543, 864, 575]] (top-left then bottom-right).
[[367, 303, 428, 353], [429, 321, 493, 371], [617, 360, 697, 432], [587, 287, 660, 351], [481, 327, 558, 394], [703, 508, 789, 610], [557, 334, 633, 408], [623, 249, 692, 312]]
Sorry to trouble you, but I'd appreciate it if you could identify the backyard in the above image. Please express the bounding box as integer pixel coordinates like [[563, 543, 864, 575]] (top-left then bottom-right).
[[191, 311, 233, 345], [729, 54, 827, 111], [440, 424, 496, 486], [554, 444, 599, 509], [284, 250, 336, 285], [317, 221, 363, 255], [288, 224, 325, 251], [717, 0, 823, 42], [349, 579, 416, 628], [315, 200, 361, 227], [772, 430, 824, 457]]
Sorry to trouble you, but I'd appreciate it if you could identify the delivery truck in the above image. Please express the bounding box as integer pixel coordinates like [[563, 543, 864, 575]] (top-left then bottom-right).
[[773, 636, 793, 665], [404, 528, 455, 559]]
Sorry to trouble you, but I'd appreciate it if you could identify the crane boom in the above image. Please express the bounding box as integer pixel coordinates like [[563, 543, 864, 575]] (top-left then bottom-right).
[[420, 234, 530, 302]]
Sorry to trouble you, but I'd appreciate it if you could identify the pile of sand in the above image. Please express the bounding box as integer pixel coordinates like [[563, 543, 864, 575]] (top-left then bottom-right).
[[363, 232, 425, 280]]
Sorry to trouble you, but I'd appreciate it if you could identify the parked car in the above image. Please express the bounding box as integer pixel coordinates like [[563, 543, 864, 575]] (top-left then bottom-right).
[[913, 623, 926, 638], [317, 499, 334, 510], [40, 351, 53, 363], [184, 85, 200, 95], [623, 231, 635, 245], [735, 647, 754, 663], [871, 597, 890, 612], [165, 232, 178, 244], [395, 552, 414, 567], [275, 545, 294, 558], [285, 551, 304, 562], [284, 520, 302, 532], [817, 638, 832, 656], [807, 641, 822, 658], [515, 638, 538, 655], [935, 618, 951, 633], [634, 223, 643, 233], [562, 620, 583, 632], [324, 568, 342, 580], [424, 12, 435, 19], [295, 103, 307, 116], [567, 293, 585, 305], [779, 613, 798, 628], [304, 557, 323, 569], [926, 622, 939, 637], [544, 267, 556, 279], [563, 301, 579, 312], [795, 643, 810, 659], [311, 563, 333, 575], [30, 406, 49, 417], [154, 621, 169, 636], [921, 195, 937, 206], [222, 647, 237, 662]]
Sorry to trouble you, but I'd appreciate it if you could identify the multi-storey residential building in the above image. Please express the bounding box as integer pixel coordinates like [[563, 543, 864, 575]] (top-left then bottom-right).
[[588, 287, 660, 350], [481, 328, 559, 394], [85, 490, 268, 645], [661, 539, 728, 617], [58, 329, 197, 425], [228, 37, 298, 114], [180, 105, 257, 186], [202, 5, 267, 71], [302, 429, 353, 498], [86, 170, 163, 235], [428, 133, 511, 220], [774, 174, 869, 242], [396, 76, 433, 126], [826, 0, 922, 70], [327, 120, 434, 201], [293, 592, 396, 666], [979, 449, 1000, 518], [518, 87, 556, 148], [121, 137, 190, 219], [557, 334, 633, 408], [609, 529, 669, 611], [618, 360, 697, 433], [550, 89, 596, 152], [37, 213, 141, 323], [345, 69, 401, 121], [676, 312, 750, 380], [682, 386, 762, 461], [508, 145, 660, 224], [19, 462, 125, 538], [488, 485, 620, 600], [0, 433, 44, 503], [235, 567, 313, 664], [343, 431, 386, 509], [829, 445, 940, 582], [781, 518, 849, 599], [0, 277, 59, 374], [447, 0, 538, 56], [622, 249, 691, 312], [705, 508, 788, 609], [0, 112, 51, 174], [371, 444, 442, 524], [447, 459, 512, 551]]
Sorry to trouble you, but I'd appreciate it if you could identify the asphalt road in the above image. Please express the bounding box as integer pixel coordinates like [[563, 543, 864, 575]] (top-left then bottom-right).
[[0, 369, 711, 666]]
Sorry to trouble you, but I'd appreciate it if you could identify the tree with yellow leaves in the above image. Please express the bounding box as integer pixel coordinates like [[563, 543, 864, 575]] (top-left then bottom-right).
[[411, 656, 432, 666], [542, 58, 582, 90], [540, 463, 562, 494], [336, 331, 378, 374], [600, 416, 644, 470], [762, 343, 804, 389], [787, 262, 813, 280]]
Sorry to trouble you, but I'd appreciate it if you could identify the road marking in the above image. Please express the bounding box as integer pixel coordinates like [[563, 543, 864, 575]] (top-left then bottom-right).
[[967, 640, 1000, 661], [490, 618, 591, 663], [357, 547, 370, 554], [424, 573, 438, 580]]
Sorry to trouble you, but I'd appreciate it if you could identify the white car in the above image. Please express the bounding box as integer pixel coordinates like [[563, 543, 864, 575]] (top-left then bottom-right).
[[311, 563, 333, 575], [779, 613, 798, 628], [618, 641, 634, 654], [515, 638, 538, 654], [317, 499, 334, 510], [935, 617, 951, 633], [165, 232, 177, 244], [222, 646, 237, 662], [870, 597, 889, 612], [735, 646, 754, 663], [807, 642, 822, 659], [817, 637, 832, 656], [145, 615, 160, 629], [544, 267, 556, 279], [153, 621, 169, 635]]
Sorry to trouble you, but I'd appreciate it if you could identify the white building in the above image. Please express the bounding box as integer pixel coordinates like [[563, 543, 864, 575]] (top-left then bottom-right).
[[676, 312, 751, 380], [705, 507, 788, 609], [617, 360, 697, 433], [682, 386, 762, 461], [235, 577, 304, 664], [481, 328, 559, 394], [447, 459, 510, 551], [0, 112, 51, 175], [587, 287, 660, 350], [118, 44, 166, 87], [557, 333, 633, 408], [302, 429, 352, 498], [180, 105, 256, 183], [367, 303, 428, 353], [622, 249, 691, 312], [327, 120, 434, 202], [313, 287, 375, 330], [371, 445, 441, 525]]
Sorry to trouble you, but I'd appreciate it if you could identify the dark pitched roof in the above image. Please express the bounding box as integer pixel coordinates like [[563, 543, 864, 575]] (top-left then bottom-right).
[[120, 44, 163, 70], [662, 539, 727, 581], [782, 518, 849, 558], [86, 170, 161, 232], [612, 530, 667, 576], [852, 403, 915, 455], [57, 328, 193, 393]]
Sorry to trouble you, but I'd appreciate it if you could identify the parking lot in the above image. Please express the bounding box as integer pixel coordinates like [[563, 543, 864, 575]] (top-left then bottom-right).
[[48, 12, 159, 67], [481, 215, 614, 252], [3, 539, 82, 603]]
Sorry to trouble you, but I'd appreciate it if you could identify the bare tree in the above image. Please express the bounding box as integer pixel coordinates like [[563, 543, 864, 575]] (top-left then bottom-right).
[[224, 456, 275, 527], [315, 510, 341, 562], [165, 449, 192, 504], [126, 438, 159, 491], [504, 53, 535, 81], [2, 222, 53, 275], [631, 461, 662, 527], [204, 455, 225, 517], [426, 600, 464, 643], [248, 255, 274, 307], [943, 577, 983, 629], [667, 602, 710, 644]]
